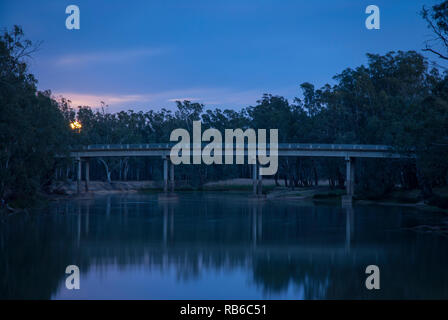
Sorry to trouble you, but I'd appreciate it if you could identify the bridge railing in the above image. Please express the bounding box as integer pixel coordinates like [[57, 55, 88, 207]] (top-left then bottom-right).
[[70, 143, 395, 151]]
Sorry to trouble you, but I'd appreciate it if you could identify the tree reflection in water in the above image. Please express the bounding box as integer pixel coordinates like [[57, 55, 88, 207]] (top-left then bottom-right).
[[1, 193, 448, 299]]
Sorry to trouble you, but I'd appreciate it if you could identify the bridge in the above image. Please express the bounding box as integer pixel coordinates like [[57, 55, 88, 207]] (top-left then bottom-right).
[[66, 143, 406, 202]]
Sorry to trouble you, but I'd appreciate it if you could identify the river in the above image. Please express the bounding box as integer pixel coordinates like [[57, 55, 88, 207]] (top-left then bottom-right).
[[1, 192, 447, 299]]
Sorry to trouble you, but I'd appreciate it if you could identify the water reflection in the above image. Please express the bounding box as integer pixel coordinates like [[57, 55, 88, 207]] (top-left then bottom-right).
[[344, 203, 353, 252], [1, 193, 448, 299]]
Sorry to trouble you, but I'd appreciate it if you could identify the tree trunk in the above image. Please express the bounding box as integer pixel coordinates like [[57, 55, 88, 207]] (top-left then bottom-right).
[[98, 158, 111, 183], [416, 166, 433, 199], [313, 160, 319, 186], [124, 161, 129, 181], [274, 172, 280, 186]]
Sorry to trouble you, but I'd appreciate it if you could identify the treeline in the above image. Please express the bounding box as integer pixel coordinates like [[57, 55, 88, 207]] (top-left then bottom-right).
[[1, 19, 448, 206], [57, 50, 447, 201]]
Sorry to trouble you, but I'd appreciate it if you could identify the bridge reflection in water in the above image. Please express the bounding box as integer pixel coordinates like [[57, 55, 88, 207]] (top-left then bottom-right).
[[2, 193, 447, 299]]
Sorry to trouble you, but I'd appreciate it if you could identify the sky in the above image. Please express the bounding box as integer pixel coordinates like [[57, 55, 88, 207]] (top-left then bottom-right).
[[0, 0, 439, 112]]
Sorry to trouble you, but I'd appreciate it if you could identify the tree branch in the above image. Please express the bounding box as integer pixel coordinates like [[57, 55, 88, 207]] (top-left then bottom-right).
[[422, 47, 448, 60]]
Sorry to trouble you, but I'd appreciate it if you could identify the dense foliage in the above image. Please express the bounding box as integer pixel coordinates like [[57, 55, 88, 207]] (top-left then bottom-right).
[[0, 26, 69, 205]]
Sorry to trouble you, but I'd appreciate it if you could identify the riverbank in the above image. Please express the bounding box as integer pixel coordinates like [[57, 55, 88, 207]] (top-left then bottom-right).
[[51, 180, 156, 195], [46, 179, 448, 211]]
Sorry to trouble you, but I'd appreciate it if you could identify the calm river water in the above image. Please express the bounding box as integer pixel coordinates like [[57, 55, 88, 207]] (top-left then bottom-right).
[[1, 192, 448, 299]]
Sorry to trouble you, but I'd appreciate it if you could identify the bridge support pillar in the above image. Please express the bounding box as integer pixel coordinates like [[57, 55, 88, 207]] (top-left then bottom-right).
[[344, 156, 355, 202], [257, 169, 263, 195], [76, 158, 81, 195], [252, 163, 257, 195], [163, 157, 168, 193], [170, 160, 174, 192], [84, 159, 90, 192], [252, 163, 263, 196]]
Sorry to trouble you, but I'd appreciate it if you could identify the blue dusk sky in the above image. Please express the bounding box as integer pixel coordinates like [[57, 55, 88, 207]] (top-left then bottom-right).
[[0, 0, 438, 112]]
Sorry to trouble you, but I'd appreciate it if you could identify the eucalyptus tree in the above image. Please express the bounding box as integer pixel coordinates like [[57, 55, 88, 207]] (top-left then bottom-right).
[[0, 26, 69, 204], [421, 0, 448, 62]]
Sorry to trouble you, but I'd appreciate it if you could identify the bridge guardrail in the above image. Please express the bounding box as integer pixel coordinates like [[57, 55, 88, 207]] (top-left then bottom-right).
[[70, 143, 394, 151]]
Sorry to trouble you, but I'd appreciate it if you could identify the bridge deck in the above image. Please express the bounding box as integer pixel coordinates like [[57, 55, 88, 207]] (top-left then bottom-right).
[[67, 143, 403, 159]]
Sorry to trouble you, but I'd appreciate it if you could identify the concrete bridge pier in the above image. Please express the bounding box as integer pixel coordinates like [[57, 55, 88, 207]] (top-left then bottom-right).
[[343, 156, 356, 204], [160, 156, 178, 201], [163, 156, 168, 193], [84, 159, 90, 192], [252, 163, 257, 195], [252, 163, 263, 196], [162, 156, 175, 193], [76, 158, 81, 194], [170, 161, 175, 192]]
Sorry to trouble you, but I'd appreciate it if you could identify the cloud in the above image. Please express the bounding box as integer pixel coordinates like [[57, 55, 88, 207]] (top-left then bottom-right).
[[53, 86, 295, 111], [54, 90, 209, 109], [54, 48, 166, 66], [53, 92, 146, 108]]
